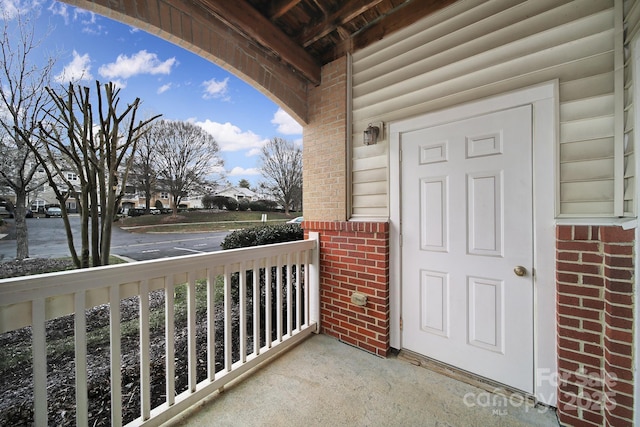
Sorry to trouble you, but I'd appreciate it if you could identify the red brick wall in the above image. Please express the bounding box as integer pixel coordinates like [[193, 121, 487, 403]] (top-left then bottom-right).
[[556, 225, 635, 426], [304, 221, 390, 357]]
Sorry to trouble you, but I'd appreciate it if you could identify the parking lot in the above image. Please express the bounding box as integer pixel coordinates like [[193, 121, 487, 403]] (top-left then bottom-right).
[[0, 215, 229, 262]]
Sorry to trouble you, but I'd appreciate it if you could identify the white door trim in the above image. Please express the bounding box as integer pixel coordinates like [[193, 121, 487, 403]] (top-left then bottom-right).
[[389, 81, 558, 405]]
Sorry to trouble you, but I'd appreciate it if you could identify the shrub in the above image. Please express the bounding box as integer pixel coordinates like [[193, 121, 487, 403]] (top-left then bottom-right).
[[212, 196, 227, 209], [222, 223, 305, 326], [201, 194, 215, 209], [221, 223, 303, 250], [224, 197, 238, 211], [237, 199, 250, 211], [249, 199, 278, 212]]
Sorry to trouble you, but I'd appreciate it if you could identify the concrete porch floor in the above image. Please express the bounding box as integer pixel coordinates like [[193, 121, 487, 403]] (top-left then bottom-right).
[[167, 334, 560, 427]]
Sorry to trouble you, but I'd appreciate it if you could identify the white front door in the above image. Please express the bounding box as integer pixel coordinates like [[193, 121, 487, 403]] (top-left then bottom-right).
[[401, 105, 534, 393]]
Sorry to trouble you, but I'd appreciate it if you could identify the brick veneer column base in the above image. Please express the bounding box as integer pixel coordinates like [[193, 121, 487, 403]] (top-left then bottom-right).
[[556, 225, 635, 426], [304, 221, 390, 357]]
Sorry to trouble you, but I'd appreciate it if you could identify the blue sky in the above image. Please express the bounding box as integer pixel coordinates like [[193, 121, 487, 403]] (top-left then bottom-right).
[[2, 0, 303, 188]]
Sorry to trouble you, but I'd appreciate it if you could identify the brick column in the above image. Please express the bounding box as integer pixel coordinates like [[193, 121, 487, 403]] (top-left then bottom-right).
[[304, 221, 390, 357], [556, 225, 635, 426]]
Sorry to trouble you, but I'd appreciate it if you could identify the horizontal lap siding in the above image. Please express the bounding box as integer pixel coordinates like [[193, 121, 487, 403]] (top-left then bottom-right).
[[624, 0, 639, 216], [351, 0, 635, 217]]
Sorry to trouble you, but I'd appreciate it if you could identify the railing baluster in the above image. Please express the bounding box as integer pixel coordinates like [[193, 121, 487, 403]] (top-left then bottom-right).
[[276, 255, 283, 342], [165, 276, 176, 406], [32, 298, 47, 427], [296, 251, 302, 332], [286, 252, 293, 336], [303, 250, 310, 327], [239, 261, 246, 363], [139, 280, 151, 421], [253, 262, 260, 356], [207, 270, 216, 382], [265, 257, 272, 349], [109, 285, 122, 427], [74, 291, 88, 427], [187, 272, 197, 392], [223, 267, 232, 373]]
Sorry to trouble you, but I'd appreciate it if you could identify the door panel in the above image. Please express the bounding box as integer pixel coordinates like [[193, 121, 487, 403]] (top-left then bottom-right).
[[401, 105, 534, 393]]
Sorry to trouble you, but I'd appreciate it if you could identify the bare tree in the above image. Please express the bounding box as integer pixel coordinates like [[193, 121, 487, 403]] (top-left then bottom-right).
[[154, 120, 224, 215], [0, 8, 56, 259], [23, 81, 159, 268], [259, 137, 302, 215], [131, 123, 159, 213]]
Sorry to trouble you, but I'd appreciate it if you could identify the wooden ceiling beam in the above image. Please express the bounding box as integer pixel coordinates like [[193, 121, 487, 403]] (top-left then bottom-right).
[[324, 0, 457, 63], [300, 0, 384, 47], [269, 0, 302, 20], [199, 0, 321, 84]]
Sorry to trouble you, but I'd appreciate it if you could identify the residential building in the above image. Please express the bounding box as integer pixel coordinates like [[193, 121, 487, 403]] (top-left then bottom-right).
[[214, 186, 259, 202]]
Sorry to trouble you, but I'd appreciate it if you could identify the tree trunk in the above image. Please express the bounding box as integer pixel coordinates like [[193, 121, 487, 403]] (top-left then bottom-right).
[[14, 189, 29, 260]]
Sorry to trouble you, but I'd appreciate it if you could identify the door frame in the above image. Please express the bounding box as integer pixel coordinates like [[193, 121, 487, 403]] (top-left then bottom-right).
[[389, 81, 558, 405]]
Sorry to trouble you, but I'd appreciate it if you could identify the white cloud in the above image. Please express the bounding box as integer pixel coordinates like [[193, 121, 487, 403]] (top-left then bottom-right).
[[48, 3, 104, 34], [195, 120, 267, 154], [110, 79, 127, 90], [157, 83, 171, 94], [74, 8, 96, 25], [271, 108, 302, 135], [47, 1, 69, 23], [98, 50, 177, 80], [54, 50, 93, 83], [202, 77, 229, 100], [228, 166, 260, 176], [1, 0, 43, 19]]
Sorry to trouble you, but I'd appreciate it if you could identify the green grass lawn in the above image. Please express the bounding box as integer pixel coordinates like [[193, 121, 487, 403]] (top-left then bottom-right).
[[117, 210, 301, 233]]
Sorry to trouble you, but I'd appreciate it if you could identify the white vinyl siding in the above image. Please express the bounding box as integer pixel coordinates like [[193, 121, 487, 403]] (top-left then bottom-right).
[[351, 0, 637, 218]]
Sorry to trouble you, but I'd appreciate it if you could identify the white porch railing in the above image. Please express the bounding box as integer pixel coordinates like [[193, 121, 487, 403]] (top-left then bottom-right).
[[0, 233, 320, 426]]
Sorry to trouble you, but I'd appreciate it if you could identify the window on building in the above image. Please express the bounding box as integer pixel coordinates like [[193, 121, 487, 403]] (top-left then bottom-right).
[[161, 192, 169, 199]]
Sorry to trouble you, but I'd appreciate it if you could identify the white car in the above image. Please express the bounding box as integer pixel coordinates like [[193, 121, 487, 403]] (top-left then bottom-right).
[[287, 216, 303, 224], [45, 207, 62, 218]]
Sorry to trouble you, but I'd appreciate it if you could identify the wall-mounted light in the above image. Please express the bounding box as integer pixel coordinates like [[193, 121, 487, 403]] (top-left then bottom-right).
[[364, 123, 380, 145]]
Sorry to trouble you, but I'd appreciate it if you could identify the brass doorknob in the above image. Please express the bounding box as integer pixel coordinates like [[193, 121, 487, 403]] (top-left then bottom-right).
[[514, 266, 527, 277]]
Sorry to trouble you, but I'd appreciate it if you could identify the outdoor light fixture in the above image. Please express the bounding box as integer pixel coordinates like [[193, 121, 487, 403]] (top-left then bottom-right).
[[364, 123, 380, 145]]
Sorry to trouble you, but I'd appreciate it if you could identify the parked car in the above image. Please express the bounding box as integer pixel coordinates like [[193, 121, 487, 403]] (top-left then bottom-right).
[[45, 207, 62, 218], [287, 216, 304, 224], [128, 207, 146, 217], [0, 206, 10, 217], [149, 207, 161, 215]]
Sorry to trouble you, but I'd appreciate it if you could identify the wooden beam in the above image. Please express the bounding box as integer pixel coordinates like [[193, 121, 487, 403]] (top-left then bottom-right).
[[324, 0, 457, 63], [300, 0, 384, 47], [199, 0, 321, 84], [269, 0, 301, 20]]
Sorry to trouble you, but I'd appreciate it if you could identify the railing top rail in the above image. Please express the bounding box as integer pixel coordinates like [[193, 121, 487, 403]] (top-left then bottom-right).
[[0, 238, 316, 306]]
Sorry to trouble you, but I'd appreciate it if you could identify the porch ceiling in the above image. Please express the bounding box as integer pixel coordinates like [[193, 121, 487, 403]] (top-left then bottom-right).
[[195, 0, 457, 85]]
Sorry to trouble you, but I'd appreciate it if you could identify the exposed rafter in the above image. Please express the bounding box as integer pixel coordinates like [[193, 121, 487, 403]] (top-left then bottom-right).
[[198, 0, 321, 84], [300, 0, 384, 47], [191, 0, 454, 84], [269, 0, 302, 20], [325, 0, 458, 63]]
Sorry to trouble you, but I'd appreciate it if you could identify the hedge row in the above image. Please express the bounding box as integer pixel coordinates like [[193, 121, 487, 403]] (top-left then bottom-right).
[[221, 223, 303, 250]]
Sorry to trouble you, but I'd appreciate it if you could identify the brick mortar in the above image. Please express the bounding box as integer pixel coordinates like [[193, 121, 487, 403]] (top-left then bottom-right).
[[556, 225, 635, 426], [305, 221, 390, 357]]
